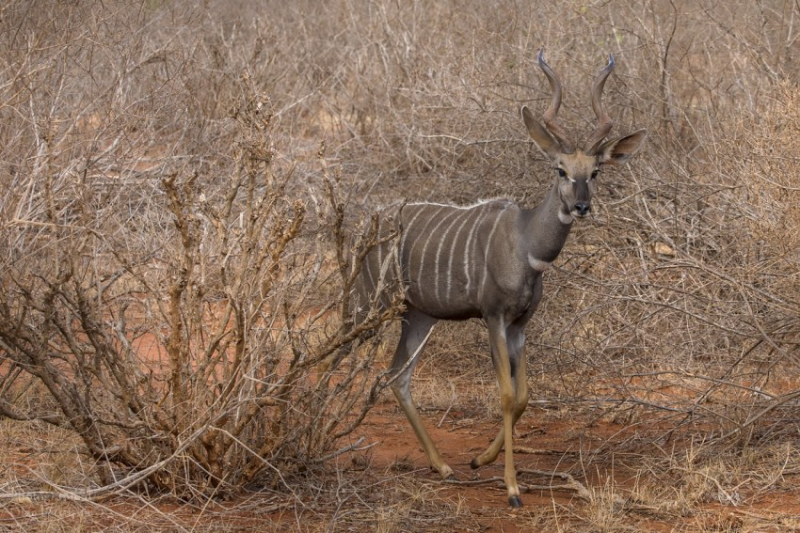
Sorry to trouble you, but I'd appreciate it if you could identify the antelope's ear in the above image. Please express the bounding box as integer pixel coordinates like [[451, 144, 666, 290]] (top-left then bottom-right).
[[522, 106, 560, 159], [596, 129, 647, 166]]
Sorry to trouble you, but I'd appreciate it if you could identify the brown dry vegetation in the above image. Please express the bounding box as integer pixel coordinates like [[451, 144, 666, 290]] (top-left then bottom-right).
[[0, 0, 799, 531]]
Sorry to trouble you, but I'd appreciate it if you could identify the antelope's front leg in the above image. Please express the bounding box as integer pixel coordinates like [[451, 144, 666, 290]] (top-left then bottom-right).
[[476, 317, 523, 507], [470, 324, 529, 471]]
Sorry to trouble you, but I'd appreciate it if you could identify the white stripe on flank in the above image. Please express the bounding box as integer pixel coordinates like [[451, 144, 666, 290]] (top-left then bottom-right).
[[479, 206, 508, 302], [445, 209, 473, 303], [409, 205, 445, 303], [399, 205, 427, 278], [463, 207, 491, 294], [418, 208, 461, 307], [376, 244, 397, 293], [436, 207, 471, 303]]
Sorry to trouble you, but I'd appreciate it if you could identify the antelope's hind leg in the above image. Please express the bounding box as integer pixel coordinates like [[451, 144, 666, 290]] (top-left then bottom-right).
[[388, 307, 453, 479]]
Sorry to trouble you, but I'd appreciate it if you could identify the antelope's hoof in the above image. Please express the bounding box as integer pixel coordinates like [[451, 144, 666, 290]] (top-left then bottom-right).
[[508, 495, 523, 508], [470, 458, 481, 470], [436, 465, 455, 480]]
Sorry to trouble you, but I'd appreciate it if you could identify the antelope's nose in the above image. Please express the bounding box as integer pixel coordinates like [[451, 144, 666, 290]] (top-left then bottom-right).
[[574, 202, 591, 217]]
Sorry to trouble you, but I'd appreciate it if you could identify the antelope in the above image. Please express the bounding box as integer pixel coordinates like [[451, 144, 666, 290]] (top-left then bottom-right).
[[355, 50, 647, 507]]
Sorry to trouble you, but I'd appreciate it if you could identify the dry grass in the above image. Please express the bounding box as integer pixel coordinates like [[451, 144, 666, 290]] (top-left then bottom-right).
[[1, 0, 799, 530]]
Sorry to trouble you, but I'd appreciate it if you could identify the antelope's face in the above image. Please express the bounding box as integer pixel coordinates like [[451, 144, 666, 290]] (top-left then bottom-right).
[[553, 151, 599, 219], [521, 50, 647, 223]]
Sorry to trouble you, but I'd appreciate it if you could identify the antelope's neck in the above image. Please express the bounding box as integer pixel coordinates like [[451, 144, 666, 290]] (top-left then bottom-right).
[[522, 183, 574, 272]]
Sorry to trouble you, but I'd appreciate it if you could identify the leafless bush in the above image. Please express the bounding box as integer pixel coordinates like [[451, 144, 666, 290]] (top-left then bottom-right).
[[0, 0, 401, 499]]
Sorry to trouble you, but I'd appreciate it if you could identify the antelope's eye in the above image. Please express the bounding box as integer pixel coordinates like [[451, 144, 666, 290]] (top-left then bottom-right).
[[557, 168, 567, 179], [590, 169, 600, 180]]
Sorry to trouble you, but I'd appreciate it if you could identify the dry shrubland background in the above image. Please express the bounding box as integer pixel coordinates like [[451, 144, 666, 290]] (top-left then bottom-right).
[[0, 0, 799, 527]]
